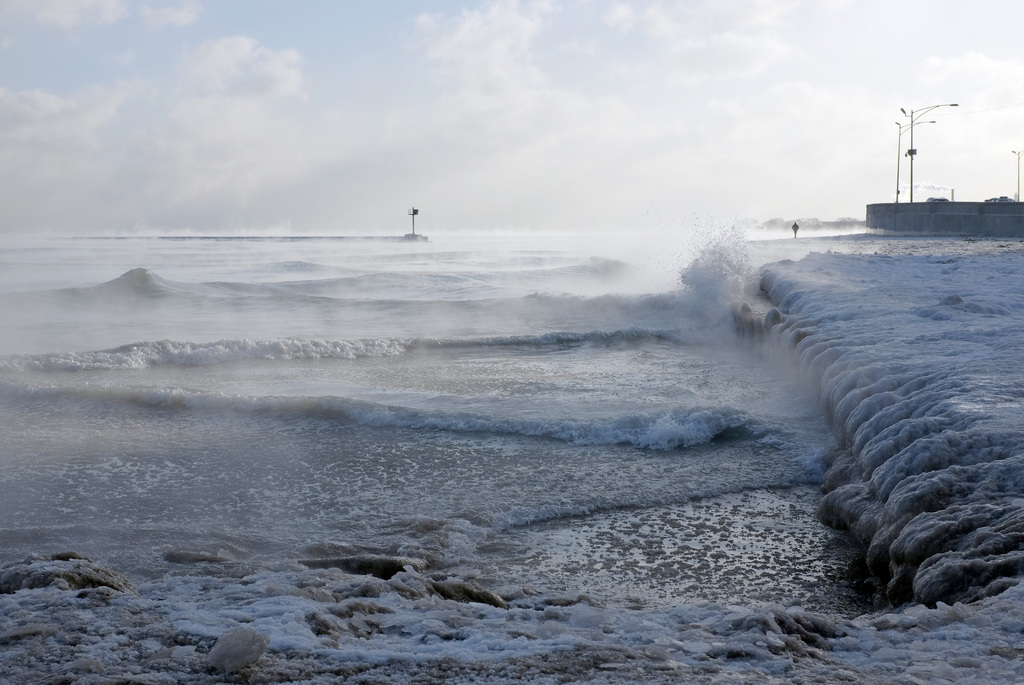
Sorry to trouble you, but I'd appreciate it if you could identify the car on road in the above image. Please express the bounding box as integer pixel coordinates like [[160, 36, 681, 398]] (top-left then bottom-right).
[[985, 196, 1016, 202]]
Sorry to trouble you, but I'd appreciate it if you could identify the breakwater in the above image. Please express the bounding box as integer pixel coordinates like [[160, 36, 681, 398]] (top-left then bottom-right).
[[867, 202, 1024, 236]]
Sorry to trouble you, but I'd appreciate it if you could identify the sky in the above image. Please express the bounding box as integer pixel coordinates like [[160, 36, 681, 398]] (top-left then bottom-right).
[[1, 0, 1023, 235]]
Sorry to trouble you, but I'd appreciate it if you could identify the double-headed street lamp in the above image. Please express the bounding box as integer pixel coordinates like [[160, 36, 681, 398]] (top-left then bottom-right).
[[1013, 150, 1024, 202], [900, 103, 958, 202], [895, 120, 933, 203]]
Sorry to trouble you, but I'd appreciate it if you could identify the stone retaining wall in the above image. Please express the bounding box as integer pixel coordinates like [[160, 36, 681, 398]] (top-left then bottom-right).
[[867, 202, 1024, 236]]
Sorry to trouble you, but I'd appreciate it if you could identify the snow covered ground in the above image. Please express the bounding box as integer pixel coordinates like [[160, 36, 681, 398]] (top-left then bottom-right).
[[5, 234, 1024, 683]]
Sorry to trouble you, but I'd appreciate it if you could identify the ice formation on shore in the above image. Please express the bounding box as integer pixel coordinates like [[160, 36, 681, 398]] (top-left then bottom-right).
[[4, 550, 1024, 683], [759, 249, 1024, 607]]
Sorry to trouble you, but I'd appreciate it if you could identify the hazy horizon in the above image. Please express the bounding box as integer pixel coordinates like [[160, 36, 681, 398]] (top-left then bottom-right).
[[1, 0, 1022, 235]]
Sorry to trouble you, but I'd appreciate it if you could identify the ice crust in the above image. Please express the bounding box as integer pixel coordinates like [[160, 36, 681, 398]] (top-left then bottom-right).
[[4, 553, 1024, 683], [759, 250, 1024, 607]]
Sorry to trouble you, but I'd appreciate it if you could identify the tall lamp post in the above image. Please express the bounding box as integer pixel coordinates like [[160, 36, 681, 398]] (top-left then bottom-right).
[[900, 103, 958, 202], [895, 120, 934, 202], [1013, 150, 1024, 202]]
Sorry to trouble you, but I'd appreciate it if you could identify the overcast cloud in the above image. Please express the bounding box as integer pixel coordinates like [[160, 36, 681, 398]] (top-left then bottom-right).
[[0, 0, 1022, 234]]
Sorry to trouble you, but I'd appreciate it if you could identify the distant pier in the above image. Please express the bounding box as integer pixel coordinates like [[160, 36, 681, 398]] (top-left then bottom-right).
[[867, 201, 1024, 236]]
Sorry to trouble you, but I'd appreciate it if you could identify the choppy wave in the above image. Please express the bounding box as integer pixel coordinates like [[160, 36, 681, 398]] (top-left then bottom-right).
[[58, 267, 185, 300], [0, 379, 756, 451], [8, 267, 716, 351], [45, 261, 637, 303], [343, 402, 755, 451], [0, 338, 410, 371], [0, 329, 685, 372]]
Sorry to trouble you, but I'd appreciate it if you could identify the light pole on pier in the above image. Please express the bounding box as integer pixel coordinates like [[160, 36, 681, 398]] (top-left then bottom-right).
[[895, 120, 934, 203], [1013, 150, 1024, 202], [900, 103, 958, 202]]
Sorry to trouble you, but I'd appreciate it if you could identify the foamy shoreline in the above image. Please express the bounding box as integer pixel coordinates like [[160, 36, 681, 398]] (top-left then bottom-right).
[[5, 235, 1024, 683]]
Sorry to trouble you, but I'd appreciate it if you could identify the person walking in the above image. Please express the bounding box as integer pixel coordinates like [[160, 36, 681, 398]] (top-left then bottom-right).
[[791, 221, 799, 238]]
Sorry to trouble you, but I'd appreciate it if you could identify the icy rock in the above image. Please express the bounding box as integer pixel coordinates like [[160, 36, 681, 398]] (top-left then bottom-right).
[[163, 550, 231, 564], [300, 554, 426, 579], [567, 604, 605, 629], [0, 623, 58, 642], [142, 645, 197, 665], [731, 301, 760, 338], [912, 551, 1024, 607], [763, 306, 784, 330], [429, 579, 509, 609], [678, 640, 712, 654], [207, 626, 270, 673], [0, 554, 136, 595], [69, 657, 105, 673]]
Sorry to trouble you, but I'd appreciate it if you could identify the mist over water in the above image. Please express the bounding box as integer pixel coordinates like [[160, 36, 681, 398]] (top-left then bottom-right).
[[0, 227, 854, 613], [14, 229, 1024, 683]]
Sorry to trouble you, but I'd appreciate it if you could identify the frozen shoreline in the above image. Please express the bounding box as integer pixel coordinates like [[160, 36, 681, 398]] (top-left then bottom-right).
[[758, 240, 1024, 608], [5, 549, 1024, 683], [5, 235, 1024, 683]]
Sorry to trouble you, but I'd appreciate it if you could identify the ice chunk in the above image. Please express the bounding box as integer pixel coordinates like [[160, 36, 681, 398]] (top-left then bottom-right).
[[208, 626, 270, 673], [0, 553, 136, 595]]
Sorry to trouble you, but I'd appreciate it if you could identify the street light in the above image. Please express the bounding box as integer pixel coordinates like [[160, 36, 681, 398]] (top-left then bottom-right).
[[895, 120, 934, 203], [1013, 150, 1024, 202], [900, 103, 958, 202]]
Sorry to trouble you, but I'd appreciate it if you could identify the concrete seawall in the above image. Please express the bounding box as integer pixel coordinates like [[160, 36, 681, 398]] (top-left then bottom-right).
[[867, 202, 1024, 236]]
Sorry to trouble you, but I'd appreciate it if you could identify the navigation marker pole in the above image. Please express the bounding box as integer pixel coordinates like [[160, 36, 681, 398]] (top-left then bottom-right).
[[409, 207, 419, 236]]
